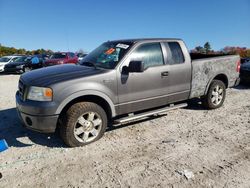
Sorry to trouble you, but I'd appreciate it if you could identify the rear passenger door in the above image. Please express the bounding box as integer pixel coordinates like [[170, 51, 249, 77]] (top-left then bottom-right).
[[162, 42, 192, 102]]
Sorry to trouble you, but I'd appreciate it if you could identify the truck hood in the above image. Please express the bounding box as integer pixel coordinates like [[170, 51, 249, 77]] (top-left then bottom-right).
[[21, 64, 107, 86]]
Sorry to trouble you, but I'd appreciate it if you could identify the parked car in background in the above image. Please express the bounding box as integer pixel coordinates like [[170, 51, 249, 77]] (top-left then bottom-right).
[[44, 52, 78, 67], [5, 54, 49, 73], [240, 61, 250, 83], [241, 58, 250, 64], [77, 53, 88, 62], [4, 56, 28, 73], [0, 55, 23, 72]]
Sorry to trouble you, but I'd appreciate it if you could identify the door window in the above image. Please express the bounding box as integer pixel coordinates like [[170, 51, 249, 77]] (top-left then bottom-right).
[[131, 43, 164, 69], [164, 42, 185, 65]]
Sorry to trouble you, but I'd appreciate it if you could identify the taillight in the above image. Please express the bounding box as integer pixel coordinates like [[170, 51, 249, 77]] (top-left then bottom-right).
[[236, 60, 241, 72]]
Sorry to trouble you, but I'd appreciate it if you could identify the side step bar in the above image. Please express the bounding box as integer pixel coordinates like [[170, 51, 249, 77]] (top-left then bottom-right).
[[114, 103, 187, 124]]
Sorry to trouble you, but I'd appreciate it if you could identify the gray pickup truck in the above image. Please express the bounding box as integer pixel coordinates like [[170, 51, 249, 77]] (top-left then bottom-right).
[[16, 38, 240, 147]]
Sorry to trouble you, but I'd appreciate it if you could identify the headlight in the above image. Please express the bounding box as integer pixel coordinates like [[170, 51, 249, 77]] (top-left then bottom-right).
[[58, 60, 64, 64], [27, 86, 53, 101]]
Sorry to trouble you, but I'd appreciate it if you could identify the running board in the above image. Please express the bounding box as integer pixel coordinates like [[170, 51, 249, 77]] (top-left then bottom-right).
[[114, 103, 187, 124]]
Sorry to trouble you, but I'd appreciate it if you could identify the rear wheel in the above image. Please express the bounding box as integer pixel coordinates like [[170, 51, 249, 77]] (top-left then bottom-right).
[[60, 102, 107, 147], [202, 80, 226, 109]]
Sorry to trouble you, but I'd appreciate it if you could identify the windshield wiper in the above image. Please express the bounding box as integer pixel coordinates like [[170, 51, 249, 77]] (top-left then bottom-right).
[[81, 61, 97, 69]]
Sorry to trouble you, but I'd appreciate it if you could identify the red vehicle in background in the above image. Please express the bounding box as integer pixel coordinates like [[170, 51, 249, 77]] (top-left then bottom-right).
[[44, 52, 78, 66]]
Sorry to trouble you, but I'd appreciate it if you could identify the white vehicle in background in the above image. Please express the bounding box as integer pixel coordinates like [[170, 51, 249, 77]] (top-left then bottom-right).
[[0, 55, 22, 72]]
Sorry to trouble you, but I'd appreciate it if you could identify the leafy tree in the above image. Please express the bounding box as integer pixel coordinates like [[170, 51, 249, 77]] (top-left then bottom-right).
[[222, 46, 250, 57], [195, 46, 205, 53], [0, 44, 54, 56], [204, 42, 211, 54]]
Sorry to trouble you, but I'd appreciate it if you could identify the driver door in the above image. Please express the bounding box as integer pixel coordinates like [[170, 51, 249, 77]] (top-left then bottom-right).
[[117, 42, 170, 115]]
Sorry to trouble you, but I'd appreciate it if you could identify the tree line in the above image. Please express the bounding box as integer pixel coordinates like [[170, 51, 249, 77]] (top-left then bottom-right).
[[0, 44, 54, 57], [191, 42, 250, 58], [0, 42, 249, 58]]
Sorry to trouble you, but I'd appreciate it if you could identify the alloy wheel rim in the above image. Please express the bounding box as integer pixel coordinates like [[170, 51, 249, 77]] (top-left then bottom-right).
[[74, 112, 102, 143], [211, 85, 224, 106]]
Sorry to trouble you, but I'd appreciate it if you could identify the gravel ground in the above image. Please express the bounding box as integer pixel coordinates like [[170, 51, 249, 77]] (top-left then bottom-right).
[[0, 74, 250, 188]]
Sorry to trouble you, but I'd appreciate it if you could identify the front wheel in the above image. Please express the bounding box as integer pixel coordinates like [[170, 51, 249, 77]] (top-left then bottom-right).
[[201, 80, 226, 109], [60, 102, 107, 147]]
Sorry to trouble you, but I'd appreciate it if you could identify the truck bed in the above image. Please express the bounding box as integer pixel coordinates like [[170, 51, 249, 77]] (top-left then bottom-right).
[[190, 55, 239, 98]]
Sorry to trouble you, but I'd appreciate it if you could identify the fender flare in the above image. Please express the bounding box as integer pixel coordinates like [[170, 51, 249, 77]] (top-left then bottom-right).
[[204, 73, 228, 95], [55, 90, 116, 117]]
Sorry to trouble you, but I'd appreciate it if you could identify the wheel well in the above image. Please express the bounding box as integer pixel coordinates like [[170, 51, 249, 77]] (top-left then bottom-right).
[[213, 74, 228, 88], [59, 95, 112, 121]]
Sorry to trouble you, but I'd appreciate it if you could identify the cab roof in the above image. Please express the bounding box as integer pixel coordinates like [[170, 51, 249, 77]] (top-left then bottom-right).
[[109, 38, 183, 43]]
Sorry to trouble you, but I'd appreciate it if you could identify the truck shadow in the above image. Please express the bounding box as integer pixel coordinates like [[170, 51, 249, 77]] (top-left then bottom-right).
[[184, 99, 204, 111], [234, 83, 250, 90], [0, 107, 167, 148], [0, 103, 208, 148], [0, 108, 65, 148]]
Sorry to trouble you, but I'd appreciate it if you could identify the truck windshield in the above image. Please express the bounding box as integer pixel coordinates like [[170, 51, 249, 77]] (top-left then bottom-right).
[[80, 42, 132, 69]]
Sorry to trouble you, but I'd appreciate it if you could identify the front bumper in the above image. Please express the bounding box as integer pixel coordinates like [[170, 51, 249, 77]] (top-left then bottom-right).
[[17, 110, 59, 133], [16, 91, 59, 133], [0, 67, 4, 72]]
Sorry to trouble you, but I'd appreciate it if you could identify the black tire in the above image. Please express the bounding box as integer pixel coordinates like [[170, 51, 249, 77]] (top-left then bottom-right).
[[201, 80, 226, 109], [60, 102, 107, 147]]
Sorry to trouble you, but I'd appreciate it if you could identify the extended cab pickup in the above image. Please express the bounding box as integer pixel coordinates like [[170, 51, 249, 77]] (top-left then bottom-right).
[[16, 38, 240, 147]]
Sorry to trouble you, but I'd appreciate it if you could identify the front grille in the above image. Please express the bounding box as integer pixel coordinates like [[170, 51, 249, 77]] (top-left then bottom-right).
[[18, 80, 26, 100]]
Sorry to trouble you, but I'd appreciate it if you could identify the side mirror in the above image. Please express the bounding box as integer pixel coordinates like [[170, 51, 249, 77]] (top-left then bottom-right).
[[128, 60, 144, 72]]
